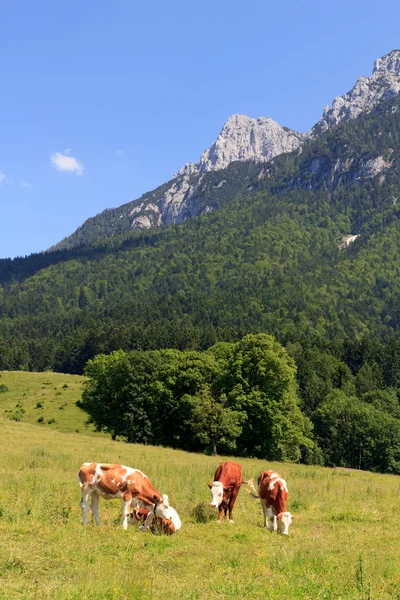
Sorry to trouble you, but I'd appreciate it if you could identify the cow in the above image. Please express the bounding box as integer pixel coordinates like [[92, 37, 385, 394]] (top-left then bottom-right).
[[249, 470, 294, 535], [78, 462, 180, 531], [208, 461, 249, 523], [132, 495, 181, 535]]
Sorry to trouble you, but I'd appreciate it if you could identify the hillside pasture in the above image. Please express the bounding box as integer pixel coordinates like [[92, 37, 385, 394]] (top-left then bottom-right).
[[0, 371, 97, 434], [1, 416, 400, 599]]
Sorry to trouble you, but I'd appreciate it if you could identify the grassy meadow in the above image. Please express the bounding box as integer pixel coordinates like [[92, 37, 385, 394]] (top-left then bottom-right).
[[1, 373, 400, 599], [0, 370, 96, 434]]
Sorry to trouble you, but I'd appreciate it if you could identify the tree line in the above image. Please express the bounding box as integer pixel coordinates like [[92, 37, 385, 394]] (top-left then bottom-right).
[[80, 333, 400, 473]]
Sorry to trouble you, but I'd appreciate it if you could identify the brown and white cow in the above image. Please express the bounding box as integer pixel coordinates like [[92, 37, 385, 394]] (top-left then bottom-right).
[[78, 462, 180, 531], [131, 495, 181, 535], [253, 470, 294, 535], [208, 461, 248, 523]]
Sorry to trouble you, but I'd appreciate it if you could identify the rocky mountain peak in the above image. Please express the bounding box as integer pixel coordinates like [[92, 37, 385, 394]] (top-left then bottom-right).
[[312, 50, 400, 135], [373, 49, 400, 74], [175, 114, 306, 178]]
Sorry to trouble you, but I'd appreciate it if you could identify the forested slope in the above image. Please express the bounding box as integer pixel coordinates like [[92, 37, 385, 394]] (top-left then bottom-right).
[[1, 96, 400, 367]]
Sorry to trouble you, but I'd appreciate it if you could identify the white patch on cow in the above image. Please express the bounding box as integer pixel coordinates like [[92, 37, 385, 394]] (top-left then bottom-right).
[[210, 481, 224, 508], [268, 475, 288, 493], [127, 467, 147, 478]]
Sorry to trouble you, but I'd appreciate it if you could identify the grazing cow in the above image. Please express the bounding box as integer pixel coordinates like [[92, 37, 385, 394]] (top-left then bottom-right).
[[132, 495, 181, 535], [208, 461, 248, 523], [78, 462, 180, 531], [251, 470, 294, 535]]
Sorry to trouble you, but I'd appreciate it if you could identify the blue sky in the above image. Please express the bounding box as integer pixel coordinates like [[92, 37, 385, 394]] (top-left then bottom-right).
[[1, 0, 400, 258]]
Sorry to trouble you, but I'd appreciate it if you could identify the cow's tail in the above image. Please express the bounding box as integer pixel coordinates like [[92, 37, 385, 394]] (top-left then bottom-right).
[[242, 478, 259, 498]]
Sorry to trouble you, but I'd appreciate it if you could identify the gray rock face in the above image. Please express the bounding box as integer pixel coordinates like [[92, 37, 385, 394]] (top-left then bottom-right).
[[312, 49, 400, 135], [176, 114, 306, 177], [129, 115, 306, 231]]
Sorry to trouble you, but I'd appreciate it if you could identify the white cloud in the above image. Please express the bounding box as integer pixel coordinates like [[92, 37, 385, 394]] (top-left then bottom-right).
[[0, 172, 12, 185], [50, 151, 84, 175], [21, 181, 32, 188]]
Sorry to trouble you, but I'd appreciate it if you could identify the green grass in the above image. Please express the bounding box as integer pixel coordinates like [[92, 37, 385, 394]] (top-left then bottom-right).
[[0, 370, 99, 434], [1, 372, 400, 599]]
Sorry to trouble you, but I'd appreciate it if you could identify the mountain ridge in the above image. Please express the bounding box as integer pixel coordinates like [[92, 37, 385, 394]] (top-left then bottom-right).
[[50, 49, 400, 252]]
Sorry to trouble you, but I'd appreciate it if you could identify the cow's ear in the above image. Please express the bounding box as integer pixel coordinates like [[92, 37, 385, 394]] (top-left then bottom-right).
[[153, 494, 160, 503], [291, 514, 296, 519], [277, 513, 283, 520], [207, 482, 212, 489]]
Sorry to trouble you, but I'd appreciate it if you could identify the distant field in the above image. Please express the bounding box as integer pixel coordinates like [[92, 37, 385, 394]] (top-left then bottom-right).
[[0, 372, 400, 599], [0, 370, 99, 434]]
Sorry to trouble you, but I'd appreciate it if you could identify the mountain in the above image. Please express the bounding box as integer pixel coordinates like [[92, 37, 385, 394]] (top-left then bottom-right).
[[50, 50, 400, 252], [2, 92, 400, 365]]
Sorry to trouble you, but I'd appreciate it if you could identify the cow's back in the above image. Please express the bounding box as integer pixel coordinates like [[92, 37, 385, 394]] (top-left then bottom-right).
[[214, 461, 243, 488], [258, 470, 288, 514]]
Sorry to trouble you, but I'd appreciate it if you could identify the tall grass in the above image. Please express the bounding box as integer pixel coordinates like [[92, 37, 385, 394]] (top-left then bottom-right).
[[0, 373, 400, 598]]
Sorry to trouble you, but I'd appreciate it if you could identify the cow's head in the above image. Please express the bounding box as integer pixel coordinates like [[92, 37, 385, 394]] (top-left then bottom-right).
[[277, 511, 294, 535], [208, 481, 232, 508], [154, 494, 181, 533]]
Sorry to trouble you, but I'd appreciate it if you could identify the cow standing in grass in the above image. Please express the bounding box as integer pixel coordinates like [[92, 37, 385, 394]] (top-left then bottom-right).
[[249, 470, 294, 535], [208, 461, 248, 523], [78, 462, 180, 532]]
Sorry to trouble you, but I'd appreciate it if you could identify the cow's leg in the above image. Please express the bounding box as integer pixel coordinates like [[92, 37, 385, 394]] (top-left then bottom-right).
[[218, 503, 224, 522], [80, 488, 91, 525], [140, 508, 155, 531], [268, 507, 277, 532], [121, 493, 133, 530], [224, 502, 228, 520], [228, 488, 239, 523], [90, 493, 101, 525], [260, 498, 269, 527]]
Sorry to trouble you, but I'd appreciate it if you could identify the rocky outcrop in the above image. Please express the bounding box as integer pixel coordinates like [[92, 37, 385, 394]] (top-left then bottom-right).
[[176, 115, 306, 176], [286, 153, 392, 194], [312, 49, 400, 135]]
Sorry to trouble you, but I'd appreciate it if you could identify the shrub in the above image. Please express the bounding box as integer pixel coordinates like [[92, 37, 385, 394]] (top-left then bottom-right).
[[191, 501, 217, 523]]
